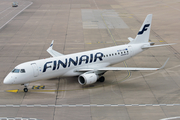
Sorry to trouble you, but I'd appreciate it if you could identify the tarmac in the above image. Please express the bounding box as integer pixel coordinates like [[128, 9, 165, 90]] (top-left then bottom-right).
[[0, 0, 180, 120]]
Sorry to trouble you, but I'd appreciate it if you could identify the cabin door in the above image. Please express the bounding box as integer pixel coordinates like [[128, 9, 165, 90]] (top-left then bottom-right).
[[128, 45, 133, 57], [31, 63, 39, 77]]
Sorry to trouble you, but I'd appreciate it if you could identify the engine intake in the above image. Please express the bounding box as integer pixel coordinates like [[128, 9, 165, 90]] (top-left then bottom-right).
[[78, 73, 99, 85]]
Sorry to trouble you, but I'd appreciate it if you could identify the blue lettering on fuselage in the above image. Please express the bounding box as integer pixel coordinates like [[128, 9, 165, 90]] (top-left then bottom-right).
[[79, 55, 89, 65], [42, 52, 103, 72], [43, 61, 52, 72], [57, 59, 67, 69], [94, 52, 103, 62], [68, 57, 78, 67]]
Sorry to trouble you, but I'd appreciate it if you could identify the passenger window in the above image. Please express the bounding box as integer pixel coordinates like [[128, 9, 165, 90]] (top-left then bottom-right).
[[12, 69, 20, 73], [106, 55, 108, 57], [109, 54, 111, 56], [112, 54, 114, 56], [115, 53, 117, 55], [20, 69, 26, 73], [118, 52, 120, 55], [104, 55, 105, 57]]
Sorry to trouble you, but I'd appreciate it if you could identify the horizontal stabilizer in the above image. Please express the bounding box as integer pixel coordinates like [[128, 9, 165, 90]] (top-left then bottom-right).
[[128, 37, 134, 42], [47, 40, 64, 57]]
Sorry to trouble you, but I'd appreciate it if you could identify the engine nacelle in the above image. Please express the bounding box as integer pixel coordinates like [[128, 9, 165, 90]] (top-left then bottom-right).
[[78, 73, 99, 85]]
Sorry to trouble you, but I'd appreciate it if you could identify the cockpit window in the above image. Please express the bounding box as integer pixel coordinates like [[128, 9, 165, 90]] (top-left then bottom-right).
[[12, 69, 26, 73], [20, 69, 25, 73], [12, 69, 20, 73]]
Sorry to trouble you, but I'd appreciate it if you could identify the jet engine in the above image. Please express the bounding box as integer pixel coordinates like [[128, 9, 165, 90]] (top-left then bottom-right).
[[78, 73, 99, 85]]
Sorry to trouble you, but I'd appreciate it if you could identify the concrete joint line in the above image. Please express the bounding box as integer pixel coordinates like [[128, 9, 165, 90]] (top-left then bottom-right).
[[0, 2, 33, 30], [1, 104, 180, 108]]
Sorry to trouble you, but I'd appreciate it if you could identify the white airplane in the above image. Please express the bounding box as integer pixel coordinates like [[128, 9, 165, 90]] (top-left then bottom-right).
[[3, 14, 174, 92]]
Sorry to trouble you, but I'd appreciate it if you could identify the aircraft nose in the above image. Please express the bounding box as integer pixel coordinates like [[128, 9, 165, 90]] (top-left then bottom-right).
[[3, 75, 12, 84]]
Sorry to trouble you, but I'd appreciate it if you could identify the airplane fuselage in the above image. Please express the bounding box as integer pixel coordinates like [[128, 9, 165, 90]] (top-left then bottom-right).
[[4, 43, 144, 84]]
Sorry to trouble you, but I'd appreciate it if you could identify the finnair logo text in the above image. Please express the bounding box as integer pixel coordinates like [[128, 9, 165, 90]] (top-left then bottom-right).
[[43, 52, 104, 72], [138, 24, 150, 35]]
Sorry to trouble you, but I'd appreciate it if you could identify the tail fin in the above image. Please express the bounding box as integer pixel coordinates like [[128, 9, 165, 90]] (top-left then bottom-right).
[[129, 14, 152, 44]]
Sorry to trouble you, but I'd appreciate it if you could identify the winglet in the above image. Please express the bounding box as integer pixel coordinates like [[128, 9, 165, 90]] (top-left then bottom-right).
[[158, 58, 169, 70], [47, 40, 54, 51], [47, 40, 64, 57], [49, 40, 54, 48]]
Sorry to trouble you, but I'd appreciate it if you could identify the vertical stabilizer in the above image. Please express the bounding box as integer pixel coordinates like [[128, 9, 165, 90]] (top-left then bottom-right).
[[129, 14, 152, 44]]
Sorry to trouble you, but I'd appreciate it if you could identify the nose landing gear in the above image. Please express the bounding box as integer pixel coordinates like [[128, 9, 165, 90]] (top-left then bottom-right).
[[22, 83, 29, 92], [24, 87, 28, 92]]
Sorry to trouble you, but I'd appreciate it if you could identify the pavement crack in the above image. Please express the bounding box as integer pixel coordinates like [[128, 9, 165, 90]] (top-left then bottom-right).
[[52, 78, 60, 120]]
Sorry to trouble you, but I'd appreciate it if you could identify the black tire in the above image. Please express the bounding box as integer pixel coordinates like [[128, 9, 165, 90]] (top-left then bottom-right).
[[24, 88, 28, 93], [99, 76, 105, 82]]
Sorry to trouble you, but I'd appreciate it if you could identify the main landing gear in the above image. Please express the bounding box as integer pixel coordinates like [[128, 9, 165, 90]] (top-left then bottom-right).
[[98, 76, 105, 82], [22, 83, 29, 93]]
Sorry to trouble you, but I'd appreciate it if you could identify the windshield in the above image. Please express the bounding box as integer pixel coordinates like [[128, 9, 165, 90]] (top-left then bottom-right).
[[12, 69, 25, 73], [12, 69, 20, 73]]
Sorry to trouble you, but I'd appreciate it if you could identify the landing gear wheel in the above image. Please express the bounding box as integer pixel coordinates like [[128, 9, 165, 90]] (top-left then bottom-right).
[[24, 88, 28, 93], [22, 83, 29, 93], [99, 76, 105, 82]]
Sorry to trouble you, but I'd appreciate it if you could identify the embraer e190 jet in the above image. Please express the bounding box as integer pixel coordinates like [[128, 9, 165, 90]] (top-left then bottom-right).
[[3, 14, 174, 92]]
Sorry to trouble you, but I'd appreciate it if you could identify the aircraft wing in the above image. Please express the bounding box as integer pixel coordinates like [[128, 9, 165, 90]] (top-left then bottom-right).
[[75, 69, 94, 72], [98, 58, 169, 71], [142, 43, 176, 49], [98, 67, 159, 71], [75, 67, 159, 72], [47, 40, 64, 57], [75, 58, 169, 72]]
